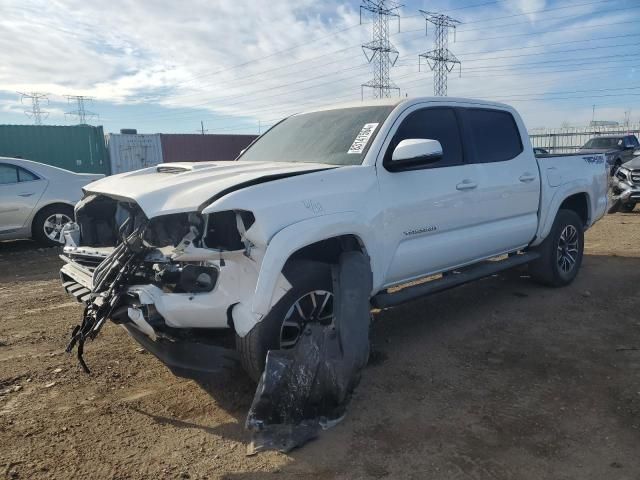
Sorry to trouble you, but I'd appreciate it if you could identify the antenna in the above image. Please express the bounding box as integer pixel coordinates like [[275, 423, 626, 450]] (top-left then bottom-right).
[[18, 92, 49, 125], [65, 95, 98, 124], [360, 0, 403, 99], [419, 11, 461, 96]]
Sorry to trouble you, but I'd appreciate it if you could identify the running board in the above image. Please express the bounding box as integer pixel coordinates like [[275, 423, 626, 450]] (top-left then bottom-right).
[[371, 252, 540, 309]]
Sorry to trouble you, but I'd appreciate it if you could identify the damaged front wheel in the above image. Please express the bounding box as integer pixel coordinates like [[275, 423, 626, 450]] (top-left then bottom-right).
[[236, 261, 333, 382]]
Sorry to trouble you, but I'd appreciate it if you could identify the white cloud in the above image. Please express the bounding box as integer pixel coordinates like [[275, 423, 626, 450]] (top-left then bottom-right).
[[0, 0, 637, 131]]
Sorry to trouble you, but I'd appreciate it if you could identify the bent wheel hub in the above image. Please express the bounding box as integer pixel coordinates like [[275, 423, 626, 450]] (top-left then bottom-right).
[[557, 225, 579, 274], [43, 213, 72, 243], [279, 290, 334, 349]]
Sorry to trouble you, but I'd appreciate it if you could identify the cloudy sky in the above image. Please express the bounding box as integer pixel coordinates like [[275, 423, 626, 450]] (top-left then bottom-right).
[[0, 0, 638, 133]]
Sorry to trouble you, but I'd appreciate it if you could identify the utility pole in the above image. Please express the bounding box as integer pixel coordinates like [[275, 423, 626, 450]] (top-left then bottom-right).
[[65, 95, 97, 124], [418, 11, 461, 96], [197, 121, 208, 135], [360, 0, 402, 99], [18, 92, 49, 125]]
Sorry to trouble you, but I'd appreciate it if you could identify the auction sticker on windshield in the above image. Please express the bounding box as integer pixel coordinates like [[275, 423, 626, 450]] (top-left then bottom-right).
[[348, 123, 379, 154]]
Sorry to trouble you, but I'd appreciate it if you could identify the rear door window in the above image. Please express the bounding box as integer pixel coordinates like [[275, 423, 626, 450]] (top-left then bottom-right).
[[18, 167, 38, 182], [463, 108, 523, 163]]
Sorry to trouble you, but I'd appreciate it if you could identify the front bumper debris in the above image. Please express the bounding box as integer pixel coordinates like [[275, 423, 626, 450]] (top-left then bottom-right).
[[245, 251, 372, 453], [123, 324, 238, 378]]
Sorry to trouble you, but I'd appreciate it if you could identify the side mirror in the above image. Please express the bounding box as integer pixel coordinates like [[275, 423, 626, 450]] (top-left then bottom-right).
[[391, 139, 443, 165]]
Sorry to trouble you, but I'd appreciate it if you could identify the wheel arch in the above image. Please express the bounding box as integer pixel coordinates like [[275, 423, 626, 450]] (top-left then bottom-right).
[[533, 188, 592, 247], [559, 192, 589, 226], [29, 201, 75, 236], [251, 212, 377, 317]]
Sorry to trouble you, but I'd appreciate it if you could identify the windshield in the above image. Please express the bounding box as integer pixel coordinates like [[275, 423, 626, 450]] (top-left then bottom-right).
[[582, 137, 622, 149], [238, 106, 395, 166]]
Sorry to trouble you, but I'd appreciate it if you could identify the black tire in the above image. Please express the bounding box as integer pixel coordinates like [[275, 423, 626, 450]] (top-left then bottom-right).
[[529, 209, 584, 287], [32, 204, 75, 247], [236, 260, 332, 382], [620, 202, 636, 213]]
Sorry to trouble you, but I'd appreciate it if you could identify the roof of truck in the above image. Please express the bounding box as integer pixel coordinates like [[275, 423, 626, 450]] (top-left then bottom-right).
[[301, 96, 514, 114]]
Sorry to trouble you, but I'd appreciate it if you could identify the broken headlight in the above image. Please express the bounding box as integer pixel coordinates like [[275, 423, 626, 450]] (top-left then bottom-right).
[[177, 265, 218, 293], [155, 263, 218, 293]]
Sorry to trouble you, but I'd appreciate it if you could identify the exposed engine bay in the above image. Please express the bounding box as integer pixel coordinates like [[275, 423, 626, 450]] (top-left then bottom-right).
[[61, 193, 372, 452], [62, 194, 257, 373]]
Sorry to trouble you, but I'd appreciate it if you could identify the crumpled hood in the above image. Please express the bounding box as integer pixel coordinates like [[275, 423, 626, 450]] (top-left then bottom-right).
[[83, 161, 334, 218]]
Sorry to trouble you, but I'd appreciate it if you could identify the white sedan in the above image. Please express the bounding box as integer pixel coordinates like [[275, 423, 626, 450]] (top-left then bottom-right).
[[0, 157, 104, 246]]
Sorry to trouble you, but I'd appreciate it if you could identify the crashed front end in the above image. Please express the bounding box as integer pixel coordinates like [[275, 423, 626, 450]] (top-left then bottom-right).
[[609, 165, 640, 210], [60, 193, 272, 376]]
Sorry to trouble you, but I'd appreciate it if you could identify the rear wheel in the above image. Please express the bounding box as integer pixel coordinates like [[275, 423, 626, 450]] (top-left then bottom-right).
[[529, 209, 584, 287], [236, 261, 333, 382], [32, 204, 74, 247]]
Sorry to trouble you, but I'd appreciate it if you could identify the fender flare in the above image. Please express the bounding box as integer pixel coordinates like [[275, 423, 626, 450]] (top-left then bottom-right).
[[250, 212, 378, 316], [532, 183, 591, 247]]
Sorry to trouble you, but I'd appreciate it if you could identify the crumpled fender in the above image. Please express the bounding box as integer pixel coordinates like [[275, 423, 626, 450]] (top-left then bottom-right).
[[250, 212, 379, 317]]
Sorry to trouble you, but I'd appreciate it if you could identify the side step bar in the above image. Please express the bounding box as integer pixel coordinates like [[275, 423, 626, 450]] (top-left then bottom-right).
[[371, 252, 540, 309]]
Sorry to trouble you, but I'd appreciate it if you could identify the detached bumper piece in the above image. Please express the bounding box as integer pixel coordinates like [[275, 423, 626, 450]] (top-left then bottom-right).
[[245, 251, 372, 454], [123, 325, 238, 379], [62, 279, 92, 304]]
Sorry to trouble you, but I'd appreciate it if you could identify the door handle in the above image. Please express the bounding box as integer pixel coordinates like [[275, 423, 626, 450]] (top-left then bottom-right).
[[456, 180, 477, 191], [18, 192, 35, 197], [519, 174, 536, 183]]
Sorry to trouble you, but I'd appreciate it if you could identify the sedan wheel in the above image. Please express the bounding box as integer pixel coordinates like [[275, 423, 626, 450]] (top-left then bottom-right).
[[43, 213, 73, 244]]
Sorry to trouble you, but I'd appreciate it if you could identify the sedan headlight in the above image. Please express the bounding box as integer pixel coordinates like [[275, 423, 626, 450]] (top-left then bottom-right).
[[616, 167, 631, 182]]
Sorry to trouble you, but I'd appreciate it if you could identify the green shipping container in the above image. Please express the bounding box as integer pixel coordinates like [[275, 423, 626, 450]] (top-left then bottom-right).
[[0, 124, 110, 175]]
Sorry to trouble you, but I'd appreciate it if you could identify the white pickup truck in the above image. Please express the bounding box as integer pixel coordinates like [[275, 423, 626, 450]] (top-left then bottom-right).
[[59, 97, 608, 380]]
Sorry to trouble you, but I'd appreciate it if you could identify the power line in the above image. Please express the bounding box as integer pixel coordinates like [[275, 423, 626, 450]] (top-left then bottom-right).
[[453, 18, 638, 43], [162, 3, 638, 104], [18, 92, 49, 125], [418, 11, 461, 96], [360, 0, 403, 99], [65, 95, 98, 124]]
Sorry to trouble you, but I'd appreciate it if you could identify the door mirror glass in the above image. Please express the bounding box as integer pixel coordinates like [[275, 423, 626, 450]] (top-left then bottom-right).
[[391, 139, 443, 164]]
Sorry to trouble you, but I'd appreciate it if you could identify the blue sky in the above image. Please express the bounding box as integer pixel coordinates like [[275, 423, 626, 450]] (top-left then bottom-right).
[[0, 0, 638, 133]]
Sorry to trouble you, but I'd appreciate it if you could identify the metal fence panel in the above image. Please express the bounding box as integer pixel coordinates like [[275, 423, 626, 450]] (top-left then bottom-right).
[[529, 124, 640, 153]]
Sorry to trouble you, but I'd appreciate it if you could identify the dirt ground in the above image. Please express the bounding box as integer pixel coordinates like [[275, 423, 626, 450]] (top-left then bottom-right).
[[1, 213, 639, 480]]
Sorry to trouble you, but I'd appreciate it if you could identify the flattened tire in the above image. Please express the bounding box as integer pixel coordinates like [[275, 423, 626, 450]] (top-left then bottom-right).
[[235, 261, 332, 382], [32, 204, 74, 247], [529, 209, 584, 287]]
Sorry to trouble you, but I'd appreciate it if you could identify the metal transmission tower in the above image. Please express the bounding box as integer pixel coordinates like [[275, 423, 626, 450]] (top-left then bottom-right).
[[360, 0, 402, 99], [18, 92, 49, 125], [418, 11, 461, 97], [65, 95, 98, 124]]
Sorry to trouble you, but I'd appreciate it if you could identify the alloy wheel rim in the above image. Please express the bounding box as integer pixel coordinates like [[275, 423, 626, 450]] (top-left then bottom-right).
[[279, 290, 334, 349], [43, 213, 72, 243], [557, 225, 579, 273]]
